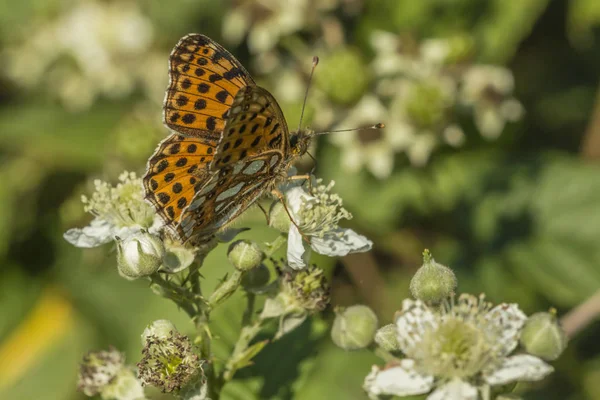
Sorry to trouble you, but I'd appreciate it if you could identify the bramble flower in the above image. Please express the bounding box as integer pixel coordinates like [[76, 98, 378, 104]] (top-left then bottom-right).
[[64, 171, 162, 248], [78, 347, 145, 400], [261, 265, 330, 338], [329, 96, 398, 178], [222, 0, 339, 55], [3, 1, 156, 111], [137, 323, 203, 393], [364, 295, 553, 399], [284, 180, 372, 269], [459, 65, 524, 139]]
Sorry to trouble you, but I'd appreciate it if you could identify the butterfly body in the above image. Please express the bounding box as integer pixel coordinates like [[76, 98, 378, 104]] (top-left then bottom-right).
[[144, 34, 313, 243]]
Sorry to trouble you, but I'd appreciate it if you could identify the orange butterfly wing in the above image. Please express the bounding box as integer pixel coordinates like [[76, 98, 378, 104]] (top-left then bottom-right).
[[164, 34, 255, 138], [211, 85, 290, 170], [143, 134, 218, 231]]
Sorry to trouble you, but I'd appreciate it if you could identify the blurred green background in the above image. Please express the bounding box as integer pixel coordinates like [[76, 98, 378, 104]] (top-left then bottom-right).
[[1, 0, 600, 399]]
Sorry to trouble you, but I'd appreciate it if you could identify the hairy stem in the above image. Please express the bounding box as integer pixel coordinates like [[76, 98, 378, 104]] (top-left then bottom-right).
[[560, 289, 600, 338]]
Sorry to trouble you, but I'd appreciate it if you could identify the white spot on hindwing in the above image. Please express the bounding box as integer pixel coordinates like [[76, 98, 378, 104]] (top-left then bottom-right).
[[243, 159, 265, 175], [187, 196, 205, 211], [216, 181, 245, 201]]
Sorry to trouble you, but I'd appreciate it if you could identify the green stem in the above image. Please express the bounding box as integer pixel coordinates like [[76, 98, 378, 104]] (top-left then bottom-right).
[[242, 293, 256, 326], [223, 322, 263, 381], [208, 270, 244, 308], [371, 345, 397, 363], [264, 235, 287, 258], [150, 274, 197, 318]]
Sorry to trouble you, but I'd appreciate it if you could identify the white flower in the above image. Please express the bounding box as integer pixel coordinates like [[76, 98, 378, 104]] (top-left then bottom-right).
[[285, 180, 372, 269], [364, 295, 554, 399], [460, 65, 524, 139], [64, 171, 162, 248], [4, 2, 154, 110], [329, 96, 396, 178]]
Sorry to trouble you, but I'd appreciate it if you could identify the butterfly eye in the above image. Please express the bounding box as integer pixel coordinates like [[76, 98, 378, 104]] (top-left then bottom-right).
[[290, 135, 299, 148]]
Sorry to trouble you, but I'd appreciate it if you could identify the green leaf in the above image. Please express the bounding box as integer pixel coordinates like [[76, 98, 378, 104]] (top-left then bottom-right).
[[476, 0, 550, 63], [473, 156, 600, 307]]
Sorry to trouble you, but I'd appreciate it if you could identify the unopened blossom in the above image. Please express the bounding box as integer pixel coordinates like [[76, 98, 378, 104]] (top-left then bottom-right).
[[285, 179, 372, 269], [364, 295, 553, 399], [64, 171, 162, 248]]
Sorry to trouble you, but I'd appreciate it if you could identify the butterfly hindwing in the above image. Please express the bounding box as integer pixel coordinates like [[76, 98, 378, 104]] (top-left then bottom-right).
[[164, 34, 256, 137], [177, 151, 284, 240], [211, 85, 290, 170], [143, 134, 218, 229]]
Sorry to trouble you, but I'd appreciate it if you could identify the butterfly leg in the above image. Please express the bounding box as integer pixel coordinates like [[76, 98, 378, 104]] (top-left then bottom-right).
[[257, 202, 270, 225], [286, 174, 312, 189], [271, 188, 310, 244]]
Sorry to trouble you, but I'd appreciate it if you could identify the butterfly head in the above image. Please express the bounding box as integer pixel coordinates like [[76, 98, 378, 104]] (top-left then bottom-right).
[[290, 128, 314, 157]]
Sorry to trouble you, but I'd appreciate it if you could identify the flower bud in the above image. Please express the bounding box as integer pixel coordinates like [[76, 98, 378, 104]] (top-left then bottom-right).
[[117, 232, 164, 279], [374, 323, 400, 352], [268, 201, 290, 232], [162, 236, 196, 273], [142, 319, 177, 344], [316, 48, 369, 105], [228, 240, 264, 271], [409, 250, 456, 303], [520, 310, 567, 361], [241, 263, 271, 292], [331, 305, 378, 351]]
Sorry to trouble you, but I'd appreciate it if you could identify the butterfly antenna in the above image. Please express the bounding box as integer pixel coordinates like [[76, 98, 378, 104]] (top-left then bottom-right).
[[311, 123, 385, 136], [297, 56, 319, 133]]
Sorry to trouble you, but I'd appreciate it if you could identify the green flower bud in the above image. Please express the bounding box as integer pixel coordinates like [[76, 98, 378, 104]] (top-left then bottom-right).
[[374, 323, 400, 352], [331, 305, 378, 351], [117, 232, 164, 280], [228, 240, 264, 271], [520, 310, 567, 361], [162, 236, 197, 273], [241, 263, 271, 292], [316, 48, 369, 105], [268, 201, 290, 233], [142, 319, 177, 344], [409, 250, 456, 303]]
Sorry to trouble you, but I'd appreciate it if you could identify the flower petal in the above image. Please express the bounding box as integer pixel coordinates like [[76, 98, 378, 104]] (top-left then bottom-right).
[[310, 228, 373, 257], [285, 186, 313, 215], [395, 299, 438, 356], [363, 360, 433, 397], [287, 224, 308, 269], [484, 354, 553, 385], [485, 303, 526, 356], [63, 218, 116, 248], [427, 379, 477, 400]]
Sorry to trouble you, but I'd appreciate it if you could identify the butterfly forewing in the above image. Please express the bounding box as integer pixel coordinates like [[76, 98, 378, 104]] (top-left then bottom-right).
[[211, 86, 289, 170], [143, 134, 218, 229], [164, 34, 255, 137]]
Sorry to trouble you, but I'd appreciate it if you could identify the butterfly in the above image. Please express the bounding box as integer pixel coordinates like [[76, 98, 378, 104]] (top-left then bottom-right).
[[143, 34, 315, 243]]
